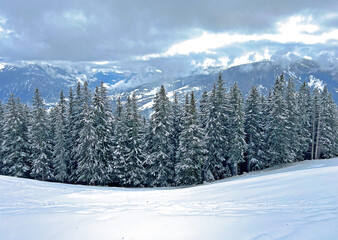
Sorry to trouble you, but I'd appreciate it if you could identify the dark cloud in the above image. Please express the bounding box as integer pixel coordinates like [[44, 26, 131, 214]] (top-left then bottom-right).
[[0, 0, 337, 71]]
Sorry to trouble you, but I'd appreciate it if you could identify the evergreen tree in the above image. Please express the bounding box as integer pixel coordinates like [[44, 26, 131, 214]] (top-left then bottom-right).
[[244, 86, 265, 171], [318, 87, 338, 158], [267, 75, 290, 165], [47, 105, 58, 180], [311, 88, 321, 159], [75, 94, 100, 185], [216, 72, 230, 160], [176, 92, 206, 185], [285, 78, 301, 161], [204, 84, 228, 181], [53, 90, 69, 183], [199, 90, 209, 130], [30, 88, 53, 181], [298, 82, 312, 159], [123, 93, 146, 187], [91, 83, 113, 185], [111, 97, 128, 186], [228, 83, 246, 175], [69, 82, 85, 182], [171, 92, 183, 181], [67, 87, 77, 182], [0, 101, 5, 174], [146, 85, 174, 187], [2, 95, 31, 177]]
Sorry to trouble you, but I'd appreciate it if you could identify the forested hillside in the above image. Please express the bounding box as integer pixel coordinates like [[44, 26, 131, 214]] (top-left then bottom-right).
[[0, 73, 337, 187]]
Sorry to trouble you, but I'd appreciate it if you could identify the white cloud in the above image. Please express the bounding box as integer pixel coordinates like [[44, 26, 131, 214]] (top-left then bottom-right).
[[0, 63, 6, 71], [218, 56, 230, 67], [231, 49, 272, 67], [138, 14, 338, 60], [0, 17, 13, 39], [63, 10, 87, 25], [308, 75, 325, 91]]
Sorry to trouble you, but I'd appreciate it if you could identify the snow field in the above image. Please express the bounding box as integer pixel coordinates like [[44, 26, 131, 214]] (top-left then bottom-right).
[[1, 158, 338, 240]]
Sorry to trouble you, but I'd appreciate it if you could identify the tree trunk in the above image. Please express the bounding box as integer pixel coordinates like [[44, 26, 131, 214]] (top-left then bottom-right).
[[311, 107, 316, 160], [315, 110, 321, 159]]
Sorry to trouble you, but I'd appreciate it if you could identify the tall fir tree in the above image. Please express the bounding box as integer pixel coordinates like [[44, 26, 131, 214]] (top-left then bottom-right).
[[2, 95, 31, 177], [171, 92, 183, 181], [111, 97, 128, 186], [199, 90, 209, 130], [67, 87, 77, 182], [176, 92, 206, 185], [0, 101, 5, 174], [244, 86, 266, 171], [204, 84, 228, 181], [228, 82, 246, 175], [30, 88, 53, 181], [146, 85, 174, 187], [91, 83, 113, 185], [216, 72, 230, 161], [311, 88, 321, 159], [267, 75, 290, 165], [285, 78, 301, 161], [75, 91, 101, 185], [122, 93, 146, 187], [53, 90, 70, 183], [317, 87, 338, 158], [298, 82, 313, 159]]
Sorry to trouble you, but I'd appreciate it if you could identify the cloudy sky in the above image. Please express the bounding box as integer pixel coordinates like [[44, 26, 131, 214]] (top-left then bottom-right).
[[0, 0, 337, 73]]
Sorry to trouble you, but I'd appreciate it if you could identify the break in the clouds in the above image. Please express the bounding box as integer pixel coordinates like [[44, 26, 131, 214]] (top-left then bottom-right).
[[0, 0, 337, 71]]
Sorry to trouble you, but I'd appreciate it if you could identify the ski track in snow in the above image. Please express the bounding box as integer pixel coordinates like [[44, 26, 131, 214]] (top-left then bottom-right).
[[0, 158, 338, 240]]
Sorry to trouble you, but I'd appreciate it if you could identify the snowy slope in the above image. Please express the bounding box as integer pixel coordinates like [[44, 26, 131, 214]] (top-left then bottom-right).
[[1, 158, 338, 240]]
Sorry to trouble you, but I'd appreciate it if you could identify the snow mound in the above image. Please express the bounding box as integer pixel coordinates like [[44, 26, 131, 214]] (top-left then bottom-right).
[[1, 158, 338, 240]]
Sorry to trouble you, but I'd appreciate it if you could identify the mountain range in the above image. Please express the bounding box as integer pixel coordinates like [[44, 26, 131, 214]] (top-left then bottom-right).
[[0, 59, 337, 114]]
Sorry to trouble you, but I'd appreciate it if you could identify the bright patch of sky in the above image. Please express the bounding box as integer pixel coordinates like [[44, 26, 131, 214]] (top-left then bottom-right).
[[138, 14, 338, 67]]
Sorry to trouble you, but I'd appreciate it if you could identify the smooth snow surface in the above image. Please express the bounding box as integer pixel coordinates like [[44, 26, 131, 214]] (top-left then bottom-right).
[[1, 158, 338, 240]]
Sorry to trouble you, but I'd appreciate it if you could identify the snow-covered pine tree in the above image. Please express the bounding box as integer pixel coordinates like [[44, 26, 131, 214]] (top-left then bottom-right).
[[0, 101, 4, 174], [199, 90, 210, 181], [171, 92, 183, 181], [2, 94, 31, 177], [122, 93, 146, 187], [244, 85, 265, 171], [111, 97, 128, 186], [216, 72, 230, 161], [267, 74, 290, 165], [75, 91, 101, 185], [258, 93, 269, 167], [228, 82, 246, 175], [199, 90, 209, 130], [317, 87, 338, 158], [53, 90, 70, 183], [285, 78, 301, 162], [30, 88, 53, 181], [47, 105, 58, 180], [66, 87, 77, 183], [91, 83, 113, 185], [311, 88, 321, 159], [176, 92, 206, 185], [297, 82, 313, 159], [204, 84, 228, 181], [146, 85, 175, 187], [69, 82, 83, 181]]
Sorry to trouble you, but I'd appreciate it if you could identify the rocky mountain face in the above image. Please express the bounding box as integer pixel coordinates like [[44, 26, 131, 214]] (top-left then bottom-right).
[[0, 59, 337, 114]]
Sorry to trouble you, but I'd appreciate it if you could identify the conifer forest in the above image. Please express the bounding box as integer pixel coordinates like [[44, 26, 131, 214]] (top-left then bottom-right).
[[0, 73, 337, 187]]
